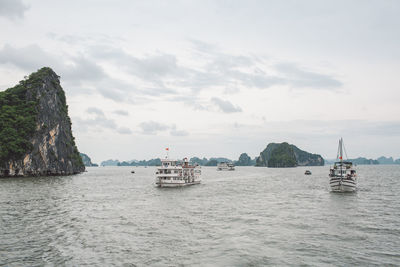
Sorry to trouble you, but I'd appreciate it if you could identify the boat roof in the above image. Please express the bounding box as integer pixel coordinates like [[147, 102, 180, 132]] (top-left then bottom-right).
[[161, 158, 177, 162], [334, 161, 353, 165]]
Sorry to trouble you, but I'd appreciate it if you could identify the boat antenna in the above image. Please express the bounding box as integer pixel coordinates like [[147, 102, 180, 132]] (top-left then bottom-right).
[[165, 147, 169, 159]]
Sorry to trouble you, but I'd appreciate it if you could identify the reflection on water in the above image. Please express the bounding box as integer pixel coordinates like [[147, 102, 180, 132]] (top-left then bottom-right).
[[1, 165, 400, 266]]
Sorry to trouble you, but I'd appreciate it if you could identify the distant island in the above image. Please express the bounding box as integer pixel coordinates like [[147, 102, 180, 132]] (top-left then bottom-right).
[[0, 67, 85, 177], [255, 142, 324, 167], [87, 145, 400, 169], [99, 154, 256, 167], [80, 153, 98, 167], [325, 156, 400, 165]]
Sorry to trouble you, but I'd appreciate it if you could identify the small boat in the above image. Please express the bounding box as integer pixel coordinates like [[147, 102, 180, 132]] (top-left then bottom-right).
[[217, 162, 235, 171], [304, 170, 312, 175], [329, 138, 357, 192], [156, 157, 201, 187]]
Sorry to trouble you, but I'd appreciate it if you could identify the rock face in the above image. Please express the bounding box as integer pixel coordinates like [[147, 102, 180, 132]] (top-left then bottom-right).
[[235, 153, 255, 166], [0, 67, 85, 176], [80, 153, 98, 167], [255, 142, 324, 167]]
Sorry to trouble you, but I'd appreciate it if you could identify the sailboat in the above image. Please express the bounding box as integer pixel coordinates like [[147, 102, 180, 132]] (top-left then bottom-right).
[[329, 138, 357, 192]]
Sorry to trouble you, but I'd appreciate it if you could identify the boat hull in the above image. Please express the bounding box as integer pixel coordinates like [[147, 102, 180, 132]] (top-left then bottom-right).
[[329, 177, 357, 192], [156, 181, 201, 187]]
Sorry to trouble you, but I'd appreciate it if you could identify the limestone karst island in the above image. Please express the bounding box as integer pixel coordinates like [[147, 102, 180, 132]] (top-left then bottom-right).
[[0, 67, 85, 177]]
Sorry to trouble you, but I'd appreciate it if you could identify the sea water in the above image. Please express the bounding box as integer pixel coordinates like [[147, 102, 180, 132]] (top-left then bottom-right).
[[1, 165, 399, 266]]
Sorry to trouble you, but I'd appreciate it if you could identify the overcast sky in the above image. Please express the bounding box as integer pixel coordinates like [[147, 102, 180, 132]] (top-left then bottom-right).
[[1, 0, 400, 163]]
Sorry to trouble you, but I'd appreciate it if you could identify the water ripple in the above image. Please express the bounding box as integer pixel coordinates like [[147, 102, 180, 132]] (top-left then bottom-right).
[[1, 165, 400, 266]]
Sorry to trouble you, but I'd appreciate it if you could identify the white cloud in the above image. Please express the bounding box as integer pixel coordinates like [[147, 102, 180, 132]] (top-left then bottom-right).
[[139, 121, 170, 135], [117, 127, 133, 135], [113, 110, 129, 116], [1, 1, 400, 162], [211, 97, 242, 113], [0, 0, 29, 19]]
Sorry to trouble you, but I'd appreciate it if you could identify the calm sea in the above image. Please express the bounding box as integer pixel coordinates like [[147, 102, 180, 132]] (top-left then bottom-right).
[[1, 165, 399, 266]]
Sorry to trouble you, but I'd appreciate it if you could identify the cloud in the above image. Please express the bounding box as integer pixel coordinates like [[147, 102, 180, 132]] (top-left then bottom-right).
[[62, 56, 106, 83], [73, 108, 132, 135], [139, 121, 170, 135], [170, 129, 189, 136], [170, 95, 209, 110], [189, 39, 219, 55], [275, 63, 343, 89], [0, 44, 131, 103], [0, 0, 29, 19], [0, 44, 106, 85], [186, 40, 342, 91], [89, 46, 182, 88], [211, 97, 242, 113], [113, 110, 129, 116], [117, 127, 133, 135], [0, 41, 343, 109], [138, 121, 188, 136], [0, 44, 59, 71], [87, 107, 105, 116], [170, 125, 189, 136], [73, 116, 117, 132]]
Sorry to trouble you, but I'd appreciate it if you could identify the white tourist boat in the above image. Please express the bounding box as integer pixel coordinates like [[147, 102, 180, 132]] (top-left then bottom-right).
[[329, 138, 357, 192], [156, 157, 201, 187], [217, 162, 235, 171]]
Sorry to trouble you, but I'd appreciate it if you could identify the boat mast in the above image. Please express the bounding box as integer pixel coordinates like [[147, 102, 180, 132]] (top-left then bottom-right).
[[339, 138, 343, 177]]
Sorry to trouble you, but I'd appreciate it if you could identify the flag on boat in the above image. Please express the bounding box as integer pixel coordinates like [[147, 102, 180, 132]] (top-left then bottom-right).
[[166, 148, 169, 151]]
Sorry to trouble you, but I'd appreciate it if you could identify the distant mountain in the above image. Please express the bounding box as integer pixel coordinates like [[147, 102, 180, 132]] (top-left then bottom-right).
[[80, 153, 98, 167], [116, 158, 162, 166], [349, 157, 379, 165], [377, 156, 394, 165], [255, 142, 324, 167], [189, 157, 233, 166], [235, 153, 256, 166], [326, 156, 400, 165], [190, 157, 209, 166], [101, 159, 120, 166]]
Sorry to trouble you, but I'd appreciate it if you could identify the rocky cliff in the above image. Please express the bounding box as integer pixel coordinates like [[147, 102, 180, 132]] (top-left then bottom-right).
[[255, 142, 324, 167], [0, 67, 85, 176], [80, 153, 98, 167], [235, 153, 255, 166]]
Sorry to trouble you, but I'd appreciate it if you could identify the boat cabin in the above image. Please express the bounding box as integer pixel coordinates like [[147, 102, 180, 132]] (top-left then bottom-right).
[[161, 159, 177, 168]]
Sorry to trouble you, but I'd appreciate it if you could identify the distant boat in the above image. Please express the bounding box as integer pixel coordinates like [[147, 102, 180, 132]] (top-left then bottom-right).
[[329, 138, 357, 192], [304, 170, 312, 175], [217, 162, 235, 171], [156, 157, 201, 187]]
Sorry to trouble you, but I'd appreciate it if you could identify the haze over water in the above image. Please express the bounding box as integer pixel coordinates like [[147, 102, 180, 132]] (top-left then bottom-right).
[[1, 165, 399, 266]]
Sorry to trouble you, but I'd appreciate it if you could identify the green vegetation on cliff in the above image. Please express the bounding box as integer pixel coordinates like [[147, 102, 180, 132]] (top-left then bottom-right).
[[267, 143, 297, 167], [256, 142, 324, 167], [0, 67, 84, 175], [0, 71, 44, 164], [80, 153, 98, 167], [235, 153, 256, 166]]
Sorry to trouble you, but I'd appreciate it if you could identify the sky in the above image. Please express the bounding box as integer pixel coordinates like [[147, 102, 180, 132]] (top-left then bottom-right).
[[1, 0, 400, 163]]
